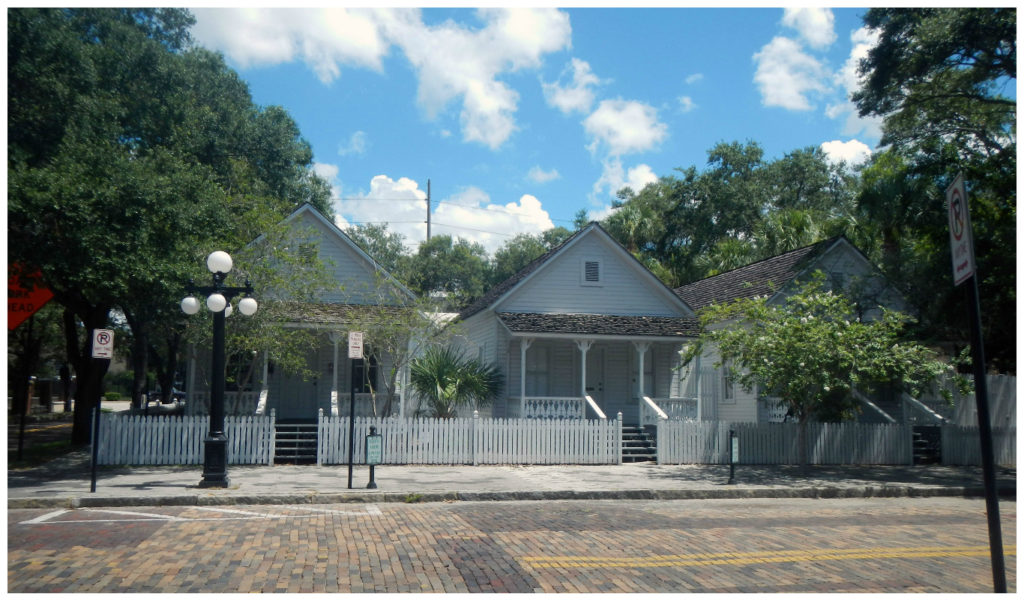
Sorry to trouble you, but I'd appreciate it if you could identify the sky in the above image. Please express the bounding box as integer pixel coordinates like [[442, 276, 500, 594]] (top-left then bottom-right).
[[190, 6, 885, 256]]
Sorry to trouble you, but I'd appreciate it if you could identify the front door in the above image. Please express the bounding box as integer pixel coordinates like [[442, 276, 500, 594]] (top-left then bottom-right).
[[274, 350, 320, 422]]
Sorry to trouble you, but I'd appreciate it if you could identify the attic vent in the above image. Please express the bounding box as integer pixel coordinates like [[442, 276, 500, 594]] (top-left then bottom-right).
[[582, 260, 602, 286]]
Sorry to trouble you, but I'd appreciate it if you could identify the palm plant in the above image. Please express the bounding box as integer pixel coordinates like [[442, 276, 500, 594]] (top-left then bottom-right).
[[409, 346, 503, 418]]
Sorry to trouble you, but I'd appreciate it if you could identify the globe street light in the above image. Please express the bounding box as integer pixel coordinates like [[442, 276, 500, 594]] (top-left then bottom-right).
[[182, 251, 257, 488]]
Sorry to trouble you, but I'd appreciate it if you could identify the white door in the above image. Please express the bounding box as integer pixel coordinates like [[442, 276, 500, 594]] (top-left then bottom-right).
[[585, 348, 605, 415]]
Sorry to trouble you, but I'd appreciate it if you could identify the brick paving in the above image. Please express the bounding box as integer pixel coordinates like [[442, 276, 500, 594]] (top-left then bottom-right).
[[8, 497, 1015, 593]]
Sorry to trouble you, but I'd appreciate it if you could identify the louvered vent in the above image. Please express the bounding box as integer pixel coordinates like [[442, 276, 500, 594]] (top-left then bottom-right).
[[584, 260, 601, 283]]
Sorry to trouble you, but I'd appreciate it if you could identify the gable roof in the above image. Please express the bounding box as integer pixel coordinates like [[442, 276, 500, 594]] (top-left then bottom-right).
[[278, 203, 416, 303], [673, 237, 843, 311], [458, 222, 694, 321]]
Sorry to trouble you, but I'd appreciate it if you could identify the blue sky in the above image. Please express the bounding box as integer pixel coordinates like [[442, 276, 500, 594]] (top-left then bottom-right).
[[190, 7, 883, 255]]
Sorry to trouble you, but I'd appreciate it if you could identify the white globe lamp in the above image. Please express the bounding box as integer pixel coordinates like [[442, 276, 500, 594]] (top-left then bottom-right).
[[181, 296, 200, 315], [238, 296, 258, 316], [207, 251, 233, 275], [206, 293, 227, 313]]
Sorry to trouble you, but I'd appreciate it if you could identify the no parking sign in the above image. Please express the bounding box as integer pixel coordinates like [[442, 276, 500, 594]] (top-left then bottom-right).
[[946, 173, 975, 286]]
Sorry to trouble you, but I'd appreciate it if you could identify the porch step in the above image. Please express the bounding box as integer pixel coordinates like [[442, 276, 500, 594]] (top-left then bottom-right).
[[622, 425, 656, 463], [275, 421, 318, 464], [912, 425, 941, 465]]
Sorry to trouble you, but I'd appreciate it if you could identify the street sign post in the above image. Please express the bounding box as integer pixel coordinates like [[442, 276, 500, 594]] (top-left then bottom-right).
[[946, 174, 1005, 593], [365, 426, 382, 489], [91, 329, 115, 359], [347, 331, 365, 489], [8, 266, 54, 331]]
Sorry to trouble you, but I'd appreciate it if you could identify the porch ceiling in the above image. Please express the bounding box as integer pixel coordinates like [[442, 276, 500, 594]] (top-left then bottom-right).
[[498, 312, 699, 339]]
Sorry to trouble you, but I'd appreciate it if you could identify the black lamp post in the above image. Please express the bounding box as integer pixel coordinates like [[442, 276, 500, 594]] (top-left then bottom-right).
[[181, 251, 257, 488]]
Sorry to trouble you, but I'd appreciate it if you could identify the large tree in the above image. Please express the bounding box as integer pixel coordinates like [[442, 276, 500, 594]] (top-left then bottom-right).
[[403, 235, 489, 310], [853, 7, 1016, 371], [8, 8, 331, 442], [682, 275, 959, 463]]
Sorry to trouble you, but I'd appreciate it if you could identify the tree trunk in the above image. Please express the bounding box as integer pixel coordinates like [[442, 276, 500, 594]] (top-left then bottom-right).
[[67, 304, 112, 445]]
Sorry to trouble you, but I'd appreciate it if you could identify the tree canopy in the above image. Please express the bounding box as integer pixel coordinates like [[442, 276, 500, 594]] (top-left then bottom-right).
[[8, 8, 332, 441]]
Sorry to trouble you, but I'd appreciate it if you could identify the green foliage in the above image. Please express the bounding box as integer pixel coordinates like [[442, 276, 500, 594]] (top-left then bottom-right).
[[487, 228, 571, 288], [681, 274, 956, 425], [409, 346, 503, 419], [404, 235, 489, 310], [346, 223, 409, 276], [605, 142, 856, 287]]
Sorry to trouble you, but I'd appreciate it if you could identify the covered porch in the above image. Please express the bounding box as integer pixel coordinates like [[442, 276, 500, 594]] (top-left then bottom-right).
[[497, 312, 702, 426]]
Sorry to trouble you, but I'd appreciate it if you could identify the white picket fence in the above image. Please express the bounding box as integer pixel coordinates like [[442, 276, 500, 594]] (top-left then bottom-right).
[[96, 413, 275, 465], [657, 421, 914, 465], [318, 415, 622, 465], [942, 426, 1016, 466]]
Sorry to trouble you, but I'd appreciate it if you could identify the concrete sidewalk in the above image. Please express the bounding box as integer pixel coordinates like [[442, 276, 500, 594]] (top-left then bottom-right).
[[7, 449, 1016, 509]]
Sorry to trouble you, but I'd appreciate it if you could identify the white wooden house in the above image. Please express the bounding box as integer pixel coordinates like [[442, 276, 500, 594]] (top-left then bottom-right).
[[184, 204, 416, 423], [673, 236, 911, 424], [453, 223, 701, 427]]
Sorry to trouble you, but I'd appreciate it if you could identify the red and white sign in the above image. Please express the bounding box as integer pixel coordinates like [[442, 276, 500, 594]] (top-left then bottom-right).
[[92, 329, 115, 359], [348, 331, 364, 360], [8, 266, 54, 330], [947, 173, 975, 286]]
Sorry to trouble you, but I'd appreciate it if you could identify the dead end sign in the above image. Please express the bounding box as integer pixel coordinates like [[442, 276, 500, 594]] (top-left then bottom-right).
[[8, 266, 54, 330]]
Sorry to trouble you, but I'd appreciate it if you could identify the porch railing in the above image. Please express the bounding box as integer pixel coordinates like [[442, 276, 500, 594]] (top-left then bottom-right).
[[519, 396, 586, 419], [640, 396, 699, 427]]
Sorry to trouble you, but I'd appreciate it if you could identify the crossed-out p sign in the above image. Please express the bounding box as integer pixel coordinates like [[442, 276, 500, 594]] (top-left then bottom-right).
[[92, 329, 115, 359], [947, 173, 975, 287]]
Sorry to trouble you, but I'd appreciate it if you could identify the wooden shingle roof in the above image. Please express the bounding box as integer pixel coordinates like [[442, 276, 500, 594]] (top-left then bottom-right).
[[498, 312, 700, 338], [673, 237, 840, 311]]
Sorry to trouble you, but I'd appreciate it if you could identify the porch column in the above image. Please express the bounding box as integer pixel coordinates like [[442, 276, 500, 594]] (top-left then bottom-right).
[[519, 338, 533, 417], [633, 341, 651, 398], [328, 331, 341, 417], [255, 351, 270, 415], [575, 339, 593, 398]]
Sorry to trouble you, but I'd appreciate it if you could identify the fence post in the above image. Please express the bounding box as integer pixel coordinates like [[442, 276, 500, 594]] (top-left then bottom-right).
[[616, 412, 623, 465], [269, 408, 277, 465], [472, 410, 479, 466]]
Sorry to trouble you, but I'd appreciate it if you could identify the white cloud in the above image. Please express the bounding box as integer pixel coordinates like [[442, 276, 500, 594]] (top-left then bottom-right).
[[781, 8, 836, 50], [191, 8, 388, 83], [432, 189, 555, 254], [527, 166, 561, 183], [583, 99, 668, 157], [322, 170, 554, 254], [542, 58, 604, 115], [678, 96, 697, 113], [753, 36, 830, 111], [820, 139, 872, 166], [375, 7, 570, 150], [685, 73, 704, 85], [825, 26, 884, 141], [337, 131, 368, 156], [590, 157, 658, 204], [193, 8, 571, 150]]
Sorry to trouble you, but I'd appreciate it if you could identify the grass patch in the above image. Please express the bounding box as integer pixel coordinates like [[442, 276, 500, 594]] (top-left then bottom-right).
[[8, 439, 79, 469]]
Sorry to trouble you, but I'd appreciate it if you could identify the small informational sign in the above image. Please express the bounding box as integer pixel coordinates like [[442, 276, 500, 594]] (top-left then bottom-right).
[[365, 433, 383, 466], [730, 435, 740, 464], [348, 331, 364, 359], [91, 329, 115, 359], [946, 173, 975, 286]]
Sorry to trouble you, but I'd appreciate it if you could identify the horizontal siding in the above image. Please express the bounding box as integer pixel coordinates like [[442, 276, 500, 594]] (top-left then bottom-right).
[[499, 234, 686, 317]]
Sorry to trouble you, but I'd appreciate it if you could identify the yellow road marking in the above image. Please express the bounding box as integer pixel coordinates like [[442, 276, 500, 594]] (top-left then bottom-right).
[[15, 422, 73, 434], [522, 545, 1016, 569]]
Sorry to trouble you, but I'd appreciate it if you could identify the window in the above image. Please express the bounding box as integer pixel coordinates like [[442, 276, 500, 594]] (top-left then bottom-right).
[[352, 346, 379, 394], [581, 259, 602, 286], [720, 359, 735, 404], [526, 346, 549, 396]]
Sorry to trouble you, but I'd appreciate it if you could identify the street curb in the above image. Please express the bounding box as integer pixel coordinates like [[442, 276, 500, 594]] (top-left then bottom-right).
[[8, 484, 1015, 510]]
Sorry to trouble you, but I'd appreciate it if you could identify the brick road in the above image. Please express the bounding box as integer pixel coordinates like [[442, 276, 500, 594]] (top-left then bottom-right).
[[8, 497, 1015, 593]]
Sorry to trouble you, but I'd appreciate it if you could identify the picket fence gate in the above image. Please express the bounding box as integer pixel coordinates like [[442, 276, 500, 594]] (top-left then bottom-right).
[[318, 415, 622, 466], [657, 421, 915, 465], [96, 413, 275, 466]]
